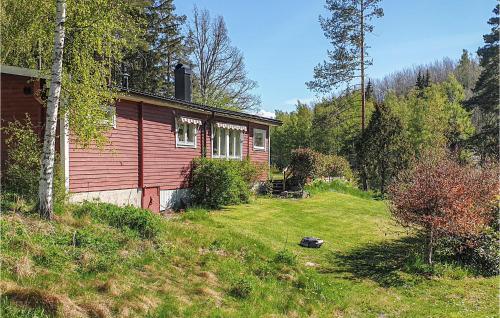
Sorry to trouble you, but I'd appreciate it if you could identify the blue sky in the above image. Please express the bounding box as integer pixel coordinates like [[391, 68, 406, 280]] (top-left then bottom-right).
[[175, 0, 496, 115]]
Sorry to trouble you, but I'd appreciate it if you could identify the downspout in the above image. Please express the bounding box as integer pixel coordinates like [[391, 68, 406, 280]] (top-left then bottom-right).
[[59, 108, 69, 193], [247, 121, 250, 160], [268, 125, 271, 179], [138, 102, 144, 189]]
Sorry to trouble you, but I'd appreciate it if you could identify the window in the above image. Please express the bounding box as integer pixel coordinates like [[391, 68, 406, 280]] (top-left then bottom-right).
[[212, 123, 245, 159], [100, 105, 116, 129], [176, 117, 201, 148], [253, 128, 266, 151]]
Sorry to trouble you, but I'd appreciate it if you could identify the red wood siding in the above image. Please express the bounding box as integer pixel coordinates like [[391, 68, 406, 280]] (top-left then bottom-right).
[[69, 100, 270, 192], [0, 74, 60, 170], [248, 123, 269, 180], [142, 104, 209, 190], [69, 100, 139, 192]]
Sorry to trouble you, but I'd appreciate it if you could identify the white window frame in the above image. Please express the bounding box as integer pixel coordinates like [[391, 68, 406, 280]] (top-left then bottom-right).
[[100, 105, 116, 129], [175, 119, 198, 148], [211, 125, 243, 160], [253, 128, 266, 151]]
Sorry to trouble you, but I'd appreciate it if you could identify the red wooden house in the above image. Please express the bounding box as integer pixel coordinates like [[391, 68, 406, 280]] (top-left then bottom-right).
[[1, 64, 281, 212]]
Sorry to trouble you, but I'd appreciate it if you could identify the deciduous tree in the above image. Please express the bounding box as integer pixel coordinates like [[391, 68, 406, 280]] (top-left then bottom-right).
[[389, 153, 499, 264], [271, 102, 313, 169], [2, 0, 142, 218], [188, 7, 259, 111], [38, 0, 66, 219]]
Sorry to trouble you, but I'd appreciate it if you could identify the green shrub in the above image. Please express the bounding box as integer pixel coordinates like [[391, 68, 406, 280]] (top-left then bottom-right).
[[289, 149, 354, 187], [190, 158, 261, 209], [273, 249, 297, 266], [2, 118, 41, 202], [436, 228, 499, 276], [319, 154, 354, 181], [229, 277, 253, 299], [1, 117, 67, 211], [73, 202, 163, 239], [289, 148, 320, 187], [238, 158, 263, 185]]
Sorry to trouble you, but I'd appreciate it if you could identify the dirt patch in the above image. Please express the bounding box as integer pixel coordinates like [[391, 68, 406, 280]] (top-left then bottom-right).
[[14, 255, 34, 279], [79, 302, 111, 318], [2, 282, 87, 317], [96, 279, 122, 297], [197, 271, 218, 285]]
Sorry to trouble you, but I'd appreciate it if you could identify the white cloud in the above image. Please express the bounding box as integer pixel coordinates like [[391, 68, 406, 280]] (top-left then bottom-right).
[[283, 97, 315, 106], [254, 110, 275, 119]]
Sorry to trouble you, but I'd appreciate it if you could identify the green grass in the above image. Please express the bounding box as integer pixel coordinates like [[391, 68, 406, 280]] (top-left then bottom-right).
[[305, 179, 376, 199], [1, 188, 498, 317]]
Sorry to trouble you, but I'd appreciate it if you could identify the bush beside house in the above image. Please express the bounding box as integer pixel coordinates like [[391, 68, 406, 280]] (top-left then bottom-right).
[[1, 118, 66, 213], [190, 158, 262, 209]]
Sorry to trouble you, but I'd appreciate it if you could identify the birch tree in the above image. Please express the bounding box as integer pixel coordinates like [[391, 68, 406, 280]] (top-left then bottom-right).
[[38, 0, 67, 219], [2, 0, 143, 218]]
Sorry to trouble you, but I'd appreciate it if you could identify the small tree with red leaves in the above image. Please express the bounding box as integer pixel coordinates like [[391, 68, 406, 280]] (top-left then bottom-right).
[[388, 153, 499, 264]]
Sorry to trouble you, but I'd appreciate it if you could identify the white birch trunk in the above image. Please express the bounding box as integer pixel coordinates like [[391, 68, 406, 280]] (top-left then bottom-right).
[[38, 0, 66, 219]]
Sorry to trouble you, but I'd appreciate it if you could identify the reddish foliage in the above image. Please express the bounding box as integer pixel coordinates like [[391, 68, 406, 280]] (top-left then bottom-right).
[[389, 154, 499, 238]]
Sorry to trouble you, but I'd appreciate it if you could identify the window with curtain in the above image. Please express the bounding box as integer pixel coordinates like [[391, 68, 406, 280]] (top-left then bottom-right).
[[176, 117, 201, 148], [212, 125, 243, 159]]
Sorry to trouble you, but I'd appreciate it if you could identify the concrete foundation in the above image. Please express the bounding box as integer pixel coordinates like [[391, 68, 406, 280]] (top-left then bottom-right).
[[160, 188, 191, 211], [69, 188, 142, 207]]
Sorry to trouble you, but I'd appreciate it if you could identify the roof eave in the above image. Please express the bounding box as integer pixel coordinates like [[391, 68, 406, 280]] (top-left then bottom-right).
[[118, 89, 282, 126], [0, 65, 47, 79]]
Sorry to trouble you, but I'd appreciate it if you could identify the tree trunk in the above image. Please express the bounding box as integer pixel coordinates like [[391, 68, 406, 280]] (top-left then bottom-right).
[[428, 227, 434, 265], [360, 0, 366, 132], [38, 0, 66, 219]]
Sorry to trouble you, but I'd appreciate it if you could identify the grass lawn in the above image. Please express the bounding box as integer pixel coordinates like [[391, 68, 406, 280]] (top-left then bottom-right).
[[1, 188, 498, 317]]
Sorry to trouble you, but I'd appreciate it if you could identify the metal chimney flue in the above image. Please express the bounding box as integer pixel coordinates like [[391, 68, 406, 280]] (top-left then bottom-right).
[[174, 63, 192, 102]]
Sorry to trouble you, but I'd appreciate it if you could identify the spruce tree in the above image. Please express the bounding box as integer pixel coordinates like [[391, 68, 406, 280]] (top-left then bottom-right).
[[355, 103, 411, 194], [424, 70, 431, 87], [455, 49, 480, 98], [467, 4, 499, 160], [415, 70, 425, 97], [125, 0, 188, 95], [365, 79, 374, 101]]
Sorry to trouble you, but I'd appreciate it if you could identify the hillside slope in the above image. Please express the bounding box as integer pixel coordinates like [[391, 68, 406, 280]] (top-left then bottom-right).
[[1, 191, 497, 317]]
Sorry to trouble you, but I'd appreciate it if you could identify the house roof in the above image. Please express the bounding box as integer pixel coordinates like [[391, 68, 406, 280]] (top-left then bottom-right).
[[0, 64, 281, 127], [122, 88, 282, 126], [0, 65, 47, 79]]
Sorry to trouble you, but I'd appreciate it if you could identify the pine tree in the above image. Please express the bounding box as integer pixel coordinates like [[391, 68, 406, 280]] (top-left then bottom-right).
[[467, 4, 499, 160], [307, 0, 384, 131], [355, 103, 411, 194]]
